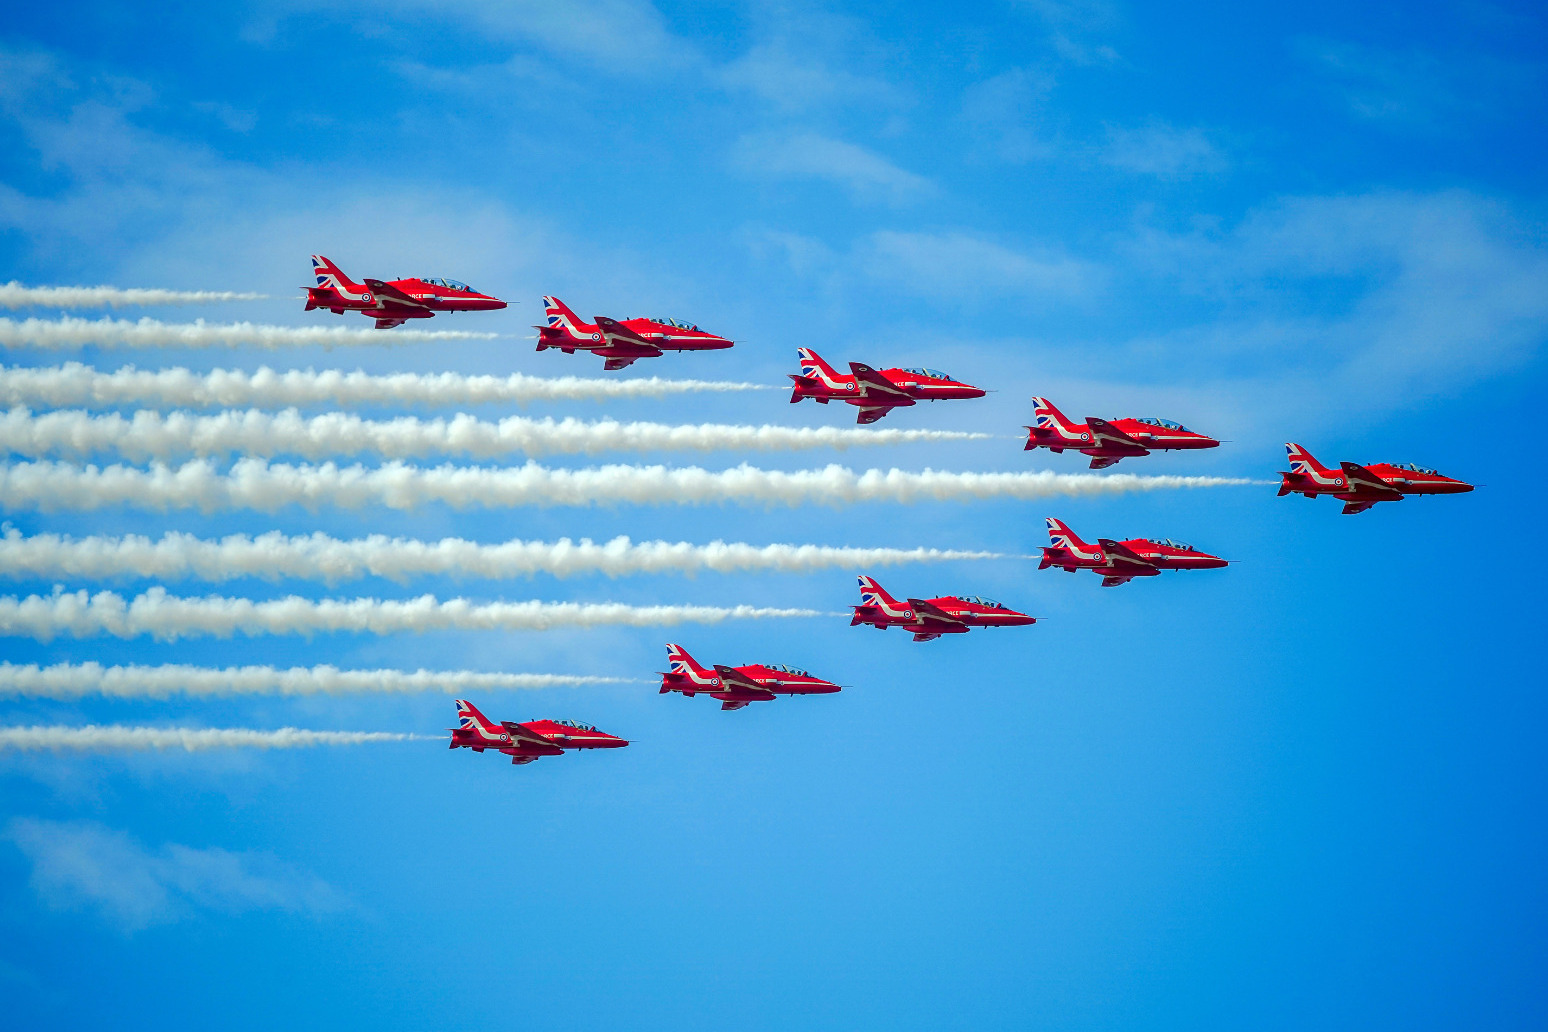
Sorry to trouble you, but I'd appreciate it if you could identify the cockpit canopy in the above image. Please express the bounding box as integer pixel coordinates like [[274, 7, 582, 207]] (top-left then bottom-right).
[[899, 367, 951, 381], [1392, 462, 1439, 475], [416, 277, 474, 292], [762, 663, 810, 676], [1135, 417, 1189, 431], [647, 317, 701, 331], [1144, 537, 1194, 551], [549, 719, 596, 732], [951, 595, 1002, 608]]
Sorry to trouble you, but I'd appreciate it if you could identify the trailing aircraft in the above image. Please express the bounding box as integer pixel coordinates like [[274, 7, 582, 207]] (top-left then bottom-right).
[[788, 348, 985, 424], [1023, 397, 1219, 468], [535, 296, 734, 370], [1277, 443, 1474, 515], [305, 255, 507, 329], [851, 575, 1036, 642], [1039, 517, 1229, 587], [658, 644, 841, 710], [448, 699, 628, 766]]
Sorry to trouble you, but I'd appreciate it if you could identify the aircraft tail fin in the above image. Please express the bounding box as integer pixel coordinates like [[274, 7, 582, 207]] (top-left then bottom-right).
[[664, 642, 711, 678], [1044, 516, 1089, 550], [796, 347, 843, 384], [543, 296, 589, 335], [453, 698, 499, 734], [1030, 397, 1082, 435], [856, 574, 902, 608], [1284, 442, 1334, 477], [311, 255, 363, 292]]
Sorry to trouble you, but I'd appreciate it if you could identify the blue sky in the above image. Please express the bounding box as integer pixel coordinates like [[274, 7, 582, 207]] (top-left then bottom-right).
[[1, 1, 1545, 1028]]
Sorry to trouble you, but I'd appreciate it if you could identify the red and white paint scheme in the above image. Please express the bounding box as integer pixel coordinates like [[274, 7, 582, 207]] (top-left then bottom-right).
[[788, 348, 986, 425], [1024, 397, 1220, 469], [851, 575, 1036, 642], [1278, 443, 1474, 515], [448, 699, 628, 766], [304, 256, 507, 330], [1040, 517, 1229, 587], [535, 296, 734, 371], [658, 643, 842, 711]]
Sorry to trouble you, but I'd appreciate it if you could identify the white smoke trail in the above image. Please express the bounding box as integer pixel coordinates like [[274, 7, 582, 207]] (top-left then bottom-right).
[[0, 316, 496, 350], [0, 587, 828, 642], [0, 408, 989, 461], [0, 725, 422, 752], [0, 283, 267, 309], [0, 362, 771, 409], [0, 528, 1004, 584], [0, 458, 1262, 514], [0, 661, 632, 700]]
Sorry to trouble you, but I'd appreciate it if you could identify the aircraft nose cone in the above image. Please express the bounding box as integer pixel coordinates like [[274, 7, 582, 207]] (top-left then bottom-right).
[[1201, 555, 1229, 568]]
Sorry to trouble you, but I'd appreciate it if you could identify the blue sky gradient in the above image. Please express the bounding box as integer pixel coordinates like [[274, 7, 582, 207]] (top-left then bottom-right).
[[1, 2, 1545, 1028]]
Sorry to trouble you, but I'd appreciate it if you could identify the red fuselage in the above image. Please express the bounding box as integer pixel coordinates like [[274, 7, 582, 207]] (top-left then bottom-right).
[[1025, 398, 1219, 468], [790, 348, 984, 424], [850, 576, 1035, 642], [1278, 444, 1474, 514], [1040, 519, 1227, 587], [537, 297, 733, 370], [659, 645, 841, 710], [450, 702, 628, 766], [306, 257, 506, 330]]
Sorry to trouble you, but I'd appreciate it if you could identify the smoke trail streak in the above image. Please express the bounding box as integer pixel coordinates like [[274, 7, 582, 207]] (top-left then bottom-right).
[[0, 283, 267, 309], [0, 362, 771, 409], [0, 408, 987, 461], [0, 661, 632, 700], [0, 725, 423, 752], [0, 528, 1005, 584], [0, 587, 828, 642], [0, 458, 1262, 513], [0, 316, 496, 350]]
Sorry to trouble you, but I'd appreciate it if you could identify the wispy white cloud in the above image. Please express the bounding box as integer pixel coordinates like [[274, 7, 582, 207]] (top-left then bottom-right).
[[0, 587, 828, 642], [0, 407, 988, 462], [1295, 38, 1532, 130], [0, 528, 1005, 584], [733, 131, 932, 205], [1103, 123, 1226, 180], [0, 661, 631, 699], [861, 230, 1100, 303], [5, 818, 343, 932], [0, 363, 772, 410], [0, 458, 1260, 514], [961, 68, 1057, 162]]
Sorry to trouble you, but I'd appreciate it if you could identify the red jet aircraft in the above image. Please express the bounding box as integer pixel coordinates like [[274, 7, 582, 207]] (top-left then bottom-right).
[[851, 575, 1036, 642], [1024, 397, 1220, 469], [658, 644, 841, 710], [1278, 443, 1474, 515], [305, 256, 507, 330], [448, 699, 628, 766], [535, 296, 734, 370], [1040, 517, 1228, 587], [789, 348, 986, 424]]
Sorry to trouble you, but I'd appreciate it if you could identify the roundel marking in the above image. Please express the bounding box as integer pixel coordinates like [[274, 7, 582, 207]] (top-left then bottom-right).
[[500, 733, 510, 741], [362, 293, 374, 303], [845, 383, 856, 391], [710, 677, 720, 686], [1095, 553, 1105, 561], [1334, 477, 1345, 486], [591, 331, 602, 341], [1080, 432, 1090, 441]]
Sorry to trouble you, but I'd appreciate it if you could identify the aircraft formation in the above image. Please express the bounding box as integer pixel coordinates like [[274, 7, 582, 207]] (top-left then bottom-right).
[[296, 255, 1474, 766]]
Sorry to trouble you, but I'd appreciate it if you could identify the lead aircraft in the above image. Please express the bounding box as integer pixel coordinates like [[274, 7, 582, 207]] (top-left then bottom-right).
[[1040, 517, 1228, 587], [305, 256, 507, 329], [788, 348, 986, 424], [448, 699, 628, 766], [658, 644, 841, 710], [851, 575, 1036, 642], [1024, 397, 1219, 468], [535, 296, 734, 370], [1277, 443, 1474, 514]]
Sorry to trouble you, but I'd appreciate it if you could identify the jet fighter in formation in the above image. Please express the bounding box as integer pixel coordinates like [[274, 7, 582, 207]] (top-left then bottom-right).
[[1040, 518, 1228, 587], [1277, 443, 1474, 515], [535, 296, 734, 370], [1024, 397, 1219, 469], [658, 644, 841, 710], [789, 348, 986, 424], [305, 256, 507, 330], [851, 575, 1036, 641], [449, 699, 628, 766]]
